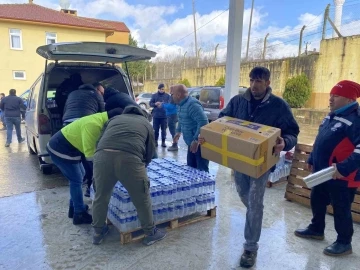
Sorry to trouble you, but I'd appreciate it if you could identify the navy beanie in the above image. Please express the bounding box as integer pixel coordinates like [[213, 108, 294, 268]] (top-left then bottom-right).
[[158, 83, 165, 89]]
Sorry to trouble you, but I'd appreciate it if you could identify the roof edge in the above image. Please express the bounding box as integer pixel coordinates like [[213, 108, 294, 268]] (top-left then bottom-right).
[[0, 17, 114, 33]]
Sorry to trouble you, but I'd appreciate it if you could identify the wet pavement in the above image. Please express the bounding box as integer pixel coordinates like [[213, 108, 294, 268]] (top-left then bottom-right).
[[0, 126, 359, 270]]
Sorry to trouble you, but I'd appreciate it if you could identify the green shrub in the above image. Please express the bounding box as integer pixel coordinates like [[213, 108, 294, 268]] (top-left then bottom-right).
[[283, 74, 312, 108], [178, 78, 191, 87], [215, 76, 225, 86]]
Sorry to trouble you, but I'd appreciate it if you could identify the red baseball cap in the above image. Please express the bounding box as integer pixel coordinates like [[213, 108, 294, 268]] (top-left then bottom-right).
[[330, 80, 360, 100]]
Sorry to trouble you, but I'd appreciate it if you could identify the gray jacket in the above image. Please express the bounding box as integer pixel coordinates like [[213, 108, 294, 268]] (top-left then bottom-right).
[[96, 106, 155, 166]]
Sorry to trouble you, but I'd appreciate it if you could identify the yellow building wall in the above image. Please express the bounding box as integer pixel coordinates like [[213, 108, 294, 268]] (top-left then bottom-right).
[[164, 35, 360, 109], [106, 31, 129, 44], [0, 21, 106, 94]]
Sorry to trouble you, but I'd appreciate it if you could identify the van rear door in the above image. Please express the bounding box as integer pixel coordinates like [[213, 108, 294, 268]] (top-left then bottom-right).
[[36, 42, 156, 63]]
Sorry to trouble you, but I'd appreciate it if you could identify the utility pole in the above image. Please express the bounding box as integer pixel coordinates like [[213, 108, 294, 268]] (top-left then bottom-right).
[[192, 0, 198, 59], [197, 48, 202, 68], [304, 41, 311, 55], [262, 33, 269, 60], [183, 51, 187, 69], [322, 4, 330, 40], [245, 0, 255, 61], [214, 43, 220, 66], [298, 25, 306, 57]]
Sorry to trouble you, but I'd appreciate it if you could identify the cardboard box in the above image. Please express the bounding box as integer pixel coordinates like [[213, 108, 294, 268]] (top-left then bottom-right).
[[200, 116, 281, 178]]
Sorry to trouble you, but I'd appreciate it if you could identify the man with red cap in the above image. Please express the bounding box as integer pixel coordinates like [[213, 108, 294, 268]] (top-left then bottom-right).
[[295, 80, 360, 256]]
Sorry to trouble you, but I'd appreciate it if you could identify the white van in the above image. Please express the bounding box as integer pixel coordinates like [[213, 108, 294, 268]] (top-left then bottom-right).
[[25, 42, 156, 174]]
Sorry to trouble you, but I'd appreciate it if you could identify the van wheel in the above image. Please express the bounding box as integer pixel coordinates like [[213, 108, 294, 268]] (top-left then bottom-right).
[[42, 166, 53, 175], [139, 103, 147, 109], [28, 143, 36, 155]]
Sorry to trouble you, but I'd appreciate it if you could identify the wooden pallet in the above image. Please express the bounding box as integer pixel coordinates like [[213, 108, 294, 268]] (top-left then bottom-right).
[[284, 143, 360, 223], [114, 207, 217, 245], [267, 176, 288, 188]]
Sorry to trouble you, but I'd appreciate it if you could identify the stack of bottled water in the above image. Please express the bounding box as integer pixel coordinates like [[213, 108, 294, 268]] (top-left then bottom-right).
[[268, 151, 292, 183], [91, 158, 216, 232]]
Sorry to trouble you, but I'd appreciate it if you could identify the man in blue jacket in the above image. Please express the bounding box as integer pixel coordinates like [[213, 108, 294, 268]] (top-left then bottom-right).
[[161, 90, 179, 151], [150, 83, 170, 147], [199, 67, 299, 268], [295, 80, 360, 257], [172, 84, 209, 172]]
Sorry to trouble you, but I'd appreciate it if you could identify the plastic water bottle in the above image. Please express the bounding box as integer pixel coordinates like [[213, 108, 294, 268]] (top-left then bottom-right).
[[119, 212, 126, 232], [150, 185, 158, 205], [191, 197, 196, 214], [175, 200, 184, 218], [183, 199, 189, 217], [157, 185, 163, 204], [206, 194, 212, 210], [211, 193, 215, 209], [184, 180, 191, 199], [177, 180, 183, 200], [170, 182, 177, 202], [168, 202, 175, 220], [211, 178, 216, 192], [152, 204, 158, 223], [164, 184, 170, 203]]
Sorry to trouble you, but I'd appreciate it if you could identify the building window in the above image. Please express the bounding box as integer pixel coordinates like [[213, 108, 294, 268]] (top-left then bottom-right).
[[13, 71, 26, 80], [46, 32, 57, 45], [9, 29, 22, 50]]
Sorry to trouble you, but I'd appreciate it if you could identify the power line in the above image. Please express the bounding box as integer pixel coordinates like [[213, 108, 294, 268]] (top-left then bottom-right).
[[166, 9, 229, 47]]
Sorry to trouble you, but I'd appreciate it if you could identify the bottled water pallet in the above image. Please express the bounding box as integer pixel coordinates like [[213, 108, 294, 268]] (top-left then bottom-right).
[[91, 157, 218, 244], [115, 207, 217, 245]]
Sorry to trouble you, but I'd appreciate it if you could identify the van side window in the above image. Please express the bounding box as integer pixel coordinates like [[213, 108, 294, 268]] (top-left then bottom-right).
[[28, 75, 43, 111]]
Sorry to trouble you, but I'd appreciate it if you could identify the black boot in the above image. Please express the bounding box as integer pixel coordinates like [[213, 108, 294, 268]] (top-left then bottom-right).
[[240, 250, 257, 268], [73, 211, 92, 225], [161, 140, 167, 147], [323, 242, 352, 256], [168, 143, 178, 151], [294, 227, 324, 240], [68, 204, 89, 218]]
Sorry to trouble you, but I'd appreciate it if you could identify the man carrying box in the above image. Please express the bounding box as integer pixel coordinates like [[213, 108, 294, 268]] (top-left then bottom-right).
[[199, 66, 299, 268], [295, 80, 360, 257]]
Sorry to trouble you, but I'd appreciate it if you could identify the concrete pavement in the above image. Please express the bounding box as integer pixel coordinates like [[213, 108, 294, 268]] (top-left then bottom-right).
[[0, 126, 359, 270]]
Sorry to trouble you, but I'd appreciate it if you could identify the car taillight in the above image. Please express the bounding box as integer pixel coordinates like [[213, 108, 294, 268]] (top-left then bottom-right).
[[38, 114, 51, 135], [219, 96, 225, 109]]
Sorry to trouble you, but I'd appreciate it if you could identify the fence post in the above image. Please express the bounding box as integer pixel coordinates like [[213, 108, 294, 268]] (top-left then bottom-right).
[[298, 25, 306, 57], [262, 33, 269, 60], [322, 4, 330, 40]]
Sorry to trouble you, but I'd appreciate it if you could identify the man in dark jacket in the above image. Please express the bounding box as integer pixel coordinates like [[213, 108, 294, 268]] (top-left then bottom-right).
[[62, 83, 105, 197], [0, 89, 26, 147], [150, 83, 171, 147], [103, 87, 138, 111], [295, 80, 360, 257], [92, 105, 166, 246], [199, 67, 299, 268], [62, 83, 105, 124], [55, 73, 84, 118]]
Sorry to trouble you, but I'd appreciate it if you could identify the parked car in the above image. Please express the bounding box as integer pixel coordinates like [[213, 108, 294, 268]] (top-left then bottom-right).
[[188, 87, 203, 100], [25, 42, 156, 174], [135, 92, 153, 109], [199, 86, 247, 122]]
